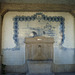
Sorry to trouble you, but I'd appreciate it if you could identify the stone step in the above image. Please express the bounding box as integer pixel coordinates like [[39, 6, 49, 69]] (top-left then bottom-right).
[[27, 60, 52, 74], [5, 73, 25, 75], [26, 73, 55, 75]]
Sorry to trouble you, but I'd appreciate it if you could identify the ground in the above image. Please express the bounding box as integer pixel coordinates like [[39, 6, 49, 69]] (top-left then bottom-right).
[[2, 72, 75, 75]]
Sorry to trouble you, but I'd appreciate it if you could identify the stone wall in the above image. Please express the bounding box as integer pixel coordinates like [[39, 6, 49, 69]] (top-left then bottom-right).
[[0, 0, 75, 4]]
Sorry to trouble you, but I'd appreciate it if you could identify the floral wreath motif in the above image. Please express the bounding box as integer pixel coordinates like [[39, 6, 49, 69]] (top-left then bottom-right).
[[13, 13, 65, 47]]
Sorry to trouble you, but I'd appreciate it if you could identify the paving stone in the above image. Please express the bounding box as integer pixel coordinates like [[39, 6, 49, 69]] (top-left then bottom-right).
[[26, 73, 55, 75], [3, 73, 26, 75], [55, 72, 75, 75], [2, 72, 75, 75]]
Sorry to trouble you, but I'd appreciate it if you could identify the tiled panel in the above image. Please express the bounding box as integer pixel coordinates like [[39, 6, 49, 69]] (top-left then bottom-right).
[[3, 13, 65, 51], [2, 12, 75, 65], [14, 13, 64, 46]]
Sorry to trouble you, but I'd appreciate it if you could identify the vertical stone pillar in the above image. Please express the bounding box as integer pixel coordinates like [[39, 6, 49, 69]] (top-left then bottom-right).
[[74, 13, 75, 64], [0, 14, 2, 74], [71, 10, 75, 64], [72, 10, 75, 63]]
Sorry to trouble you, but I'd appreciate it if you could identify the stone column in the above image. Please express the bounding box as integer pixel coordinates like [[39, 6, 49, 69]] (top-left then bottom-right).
[[74, 12, 75, 64], [72, 10, 75, 63], [0, 14, 2, 74]]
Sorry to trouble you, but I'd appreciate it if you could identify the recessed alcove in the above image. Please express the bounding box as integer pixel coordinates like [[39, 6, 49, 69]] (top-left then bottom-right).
[[1, 11, 75, 73]]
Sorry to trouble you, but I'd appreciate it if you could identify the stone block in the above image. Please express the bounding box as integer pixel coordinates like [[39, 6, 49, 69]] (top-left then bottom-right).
[[26, 73, 55, 75], [27, 60, 53, 74]]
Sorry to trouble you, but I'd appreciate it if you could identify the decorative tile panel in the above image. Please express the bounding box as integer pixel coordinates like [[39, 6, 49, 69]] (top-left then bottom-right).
[[13, 13, 65, 48], [2, 12, 75, 65], [2, 12, 75, 51]]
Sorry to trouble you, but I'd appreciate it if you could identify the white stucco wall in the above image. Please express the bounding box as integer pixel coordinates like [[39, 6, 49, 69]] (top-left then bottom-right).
[[2, 12, 75, 65]]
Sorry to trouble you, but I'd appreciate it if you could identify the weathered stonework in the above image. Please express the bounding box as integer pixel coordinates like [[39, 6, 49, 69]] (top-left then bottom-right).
[[0, 15, 2, 75], [0, 0, 75, 5], [0, 3, 75, 14]]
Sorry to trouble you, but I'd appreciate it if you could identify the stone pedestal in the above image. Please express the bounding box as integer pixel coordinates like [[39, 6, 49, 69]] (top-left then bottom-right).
[[25, 36, 54, 61], [27, 60, 52, 74], [25, 36, 54, 75]]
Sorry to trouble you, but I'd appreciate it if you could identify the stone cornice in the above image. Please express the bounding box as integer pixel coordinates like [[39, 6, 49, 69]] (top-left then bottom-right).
[[0, 0, 75, 5], [0, 3, 75, 16]]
